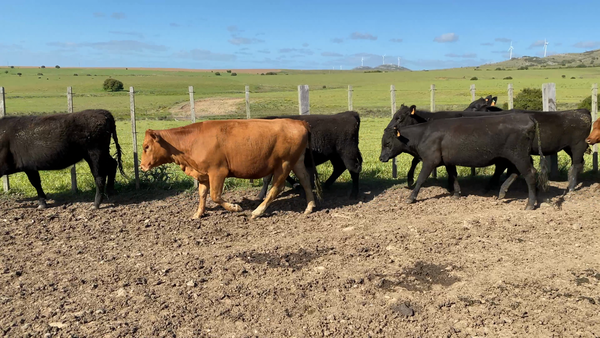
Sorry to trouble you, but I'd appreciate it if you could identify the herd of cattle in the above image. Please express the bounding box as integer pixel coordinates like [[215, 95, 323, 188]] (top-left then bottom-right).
[[1, 95, 599, 217]]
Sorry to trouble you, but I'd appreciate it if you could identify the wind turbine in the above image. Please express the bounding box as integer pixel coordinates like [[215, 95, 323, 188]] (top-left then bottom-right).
[[361, 57, 364, 67], [508, 41, 514, 60], [543, 39, 548, 57], [382, 54, 386, 65], [398, 57, 400, 67]]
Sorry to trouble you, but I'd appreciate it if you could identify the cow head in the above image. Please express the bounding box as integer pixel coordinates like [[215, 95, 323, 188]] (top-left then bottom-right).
[[387, 104, 419, 129], [586, 118, 600, 145], [379, 126, 406, 163], [465, 95, 498, 111], [140, 130, 171, 171]]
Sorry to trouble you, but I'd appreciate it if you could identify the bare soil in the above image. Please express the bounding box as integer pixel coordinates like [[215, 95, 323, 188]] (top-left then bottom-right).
[[1, 178, 599, 337], [170, 98, 245, 120]]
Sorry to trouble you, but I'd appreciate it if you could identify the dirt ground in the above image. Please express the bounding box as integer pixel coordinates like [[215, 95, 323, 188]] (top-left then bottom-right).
[[1, 177, 599, 337], [170, 98, 244, 120]]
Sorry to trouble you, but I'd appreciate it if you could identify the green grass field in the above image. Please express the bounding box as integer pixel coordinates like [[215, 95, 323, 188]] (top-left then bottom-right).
[[1, 65, 600, 200]]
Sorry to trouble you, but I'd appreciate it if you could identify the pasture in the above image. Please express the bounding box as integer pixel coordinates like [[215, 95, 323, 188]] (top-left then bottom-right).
[[1, 66, 600, 336]]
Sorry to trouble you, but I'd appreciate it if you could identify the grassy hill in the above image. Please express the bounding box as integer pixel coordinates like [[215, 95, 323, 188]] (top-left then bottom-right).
[[482, 49, 600, 70]]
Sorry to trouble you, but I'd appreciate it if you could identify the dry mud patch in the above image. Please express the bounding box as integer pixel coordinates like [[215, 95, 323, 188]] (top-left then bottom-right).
[[1, 179, 599, 337]]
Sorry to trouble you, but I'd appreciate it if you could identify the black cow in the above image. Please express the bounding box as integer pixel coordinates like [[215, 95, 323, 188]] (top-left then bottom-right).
[[259, 111, 362, 199], [0, 109, 125, 209], [380, 114, 546, 210], [388, 104, 498, 186], [464, 95, 503, 112], [390, 104, 591, 195]]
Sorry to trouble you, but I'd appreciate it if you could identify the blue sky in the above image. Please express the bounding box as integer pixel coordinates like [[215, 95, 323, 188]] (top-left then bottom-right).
[[2, 0, 599, 70]]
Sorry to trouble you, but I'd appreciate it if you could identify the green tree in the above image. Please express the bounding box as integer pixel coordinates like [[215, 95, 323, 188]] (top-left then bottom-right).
[[513, 88, 543, 111], [577, 95, 600, 111], [103, 78, 124, 92]]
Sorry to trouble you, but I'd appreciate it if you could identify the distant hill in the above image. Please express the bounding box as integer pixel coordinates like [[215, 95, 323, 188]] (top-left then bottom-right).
[[482, 49, 600, 69], [354, 64, 411, 72]]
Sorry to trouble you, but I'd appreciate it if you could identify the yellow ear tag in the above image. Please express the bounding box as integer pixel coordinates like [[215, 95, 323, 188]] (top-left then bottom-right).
[[396, 130, 401, 137], [410, 108, 415, 115], [491, 101, 496, 106]]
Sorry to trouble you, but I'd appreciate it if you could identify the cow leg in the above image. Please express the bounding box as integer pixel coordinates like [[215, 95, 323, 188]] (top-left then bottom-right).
[[498, 164, 520, 199], [192, 180, 209, 219], [252, 165, 289, 219], [513, 162, 537, 210], [105, 155, 118, 195], [406, 157, 421, 187], [85, 152, 106, 209], [341, 153, 362, 199], [258, 174, 273, 200], [25, 170, 47, 209], [323, 157, 346, 189], [565, 145, 585, 192], [486, 164, 507, 192], [292, 158, 317, 215], [406, 162, 435, 204], [209, 169, 242, 213], [446, 165, 461, 199]]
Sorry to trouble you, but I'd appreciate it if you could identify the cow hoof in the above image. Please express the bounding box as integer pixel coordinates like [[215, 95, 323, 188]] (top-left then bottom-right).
[[452, 194, 460, 200], [230, 204, 242, 212], [498, 192, 506, 200], [405, 198, 415, 204], [525, 205, 535, 211], [37, 204, 47, 210]]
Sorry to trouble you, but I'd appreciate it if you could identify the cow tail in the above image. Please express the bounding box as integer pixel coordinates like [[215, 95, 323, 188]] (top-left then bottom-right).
[[109, 113, 126, 177], [307, 130, 323, 201], [532, 117, 548, 191]]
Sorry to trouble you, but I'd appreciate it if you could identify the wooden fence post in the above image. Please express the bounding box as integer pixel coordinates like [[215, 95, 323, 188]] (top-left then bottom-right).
[[130, 87, 140, 190], [508, 83, 514, 110], [189, 86, 199, 188], [430, 84, 437, 178], [298, 85, 310, 115], [348, 85, 353, 111], [245, 85, 251, 119], [0, 87, 8, 192], [390, 85, 397, 178], [67, 87, 77, 193], [592, 83, 598, 173], [469, 83, 477, 176], [542, 83, 559, 179]]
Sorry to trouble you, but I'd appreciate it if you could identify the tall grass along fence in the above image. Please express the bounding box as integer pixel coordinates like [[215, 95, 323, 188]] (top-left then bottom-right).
[[1, 83, 598, 195]]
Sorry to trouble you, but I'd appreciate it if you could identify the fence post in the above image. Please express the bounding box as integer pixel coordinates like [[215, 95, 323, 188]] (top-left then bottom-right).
[[430, 84, 437, 178], [189, 86, 199, 188], [348, 85, 353, 111], [593, 83, 598, 173], [390, 85, 397, 178], [469, 83, 477, 176], [508, 83, 514, 110], [542, 83, 559, 179], [298, 85, 310, 115], [67, 87, 77, 193], [245, 85, 251, 119], [130, 87, 140, 190], [0, 87, 8, 192]]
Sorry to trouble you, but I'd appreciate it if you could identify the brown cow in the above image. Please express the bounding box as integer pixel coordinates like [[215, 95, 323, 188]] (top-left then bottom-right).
[[140, 119, 318, 219], [586, 118, 600, 145]]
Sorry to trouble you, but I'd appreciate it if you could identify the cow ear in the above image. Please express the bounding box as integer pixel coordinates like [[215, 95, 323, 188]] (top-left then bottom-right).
[[410, 105, 416, 115], [147, 129, 159, 141]]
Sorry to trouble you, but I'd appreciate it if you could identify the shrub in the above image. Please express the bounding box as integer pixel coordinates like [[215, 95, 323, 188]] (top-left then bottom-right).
[[103, 78, 124, 92], [226, 70, 232, 73], [576, 64, 587, 68], [4, 70, 8, 74], [470, 77, 478, 80], [571, 77, 576, 79], [87, 74, 91, 76], [577, 95, 600, 111], [562, 75, 566, 78], [491, 77, 495, 79], [502, 102, 509, 110], [10, 66, 14, 69], [514, 88, 543, 111], [260, 73, 265, 75], [231, 72, 237, 76], [215, 72, 221, 76], [503, 76, 513, 80], [322, 85, 327, 89], [265, 72, 278, 75], [37, 73, 43, 76], [17, 73, 22, 77], [55, 65, 60, 69], [41, 65, 45, 69], [518, 66, 529, 70], [73, 73, 78, 76]]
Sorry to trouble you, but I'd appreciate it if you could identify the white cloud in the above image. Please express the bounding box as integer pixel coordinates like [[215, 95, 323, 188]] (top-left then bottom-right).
[[390, 38, 403, 43], [322, 52, 342, 57], [111, 12, 126, 20], [573, 41, 600, 49], [445, 53, 477, 58], [434, 33, 458, 43], [350, 32, 377, 40], [228, 35, 264, 45], [175, 49, 236, 61], [331, 38, 344, 43]]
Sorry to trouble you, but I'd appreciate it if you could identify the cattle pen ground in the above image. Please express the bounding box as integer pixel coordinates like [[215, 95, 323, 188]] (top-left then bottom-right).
[[1, 177, 600, 337]]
